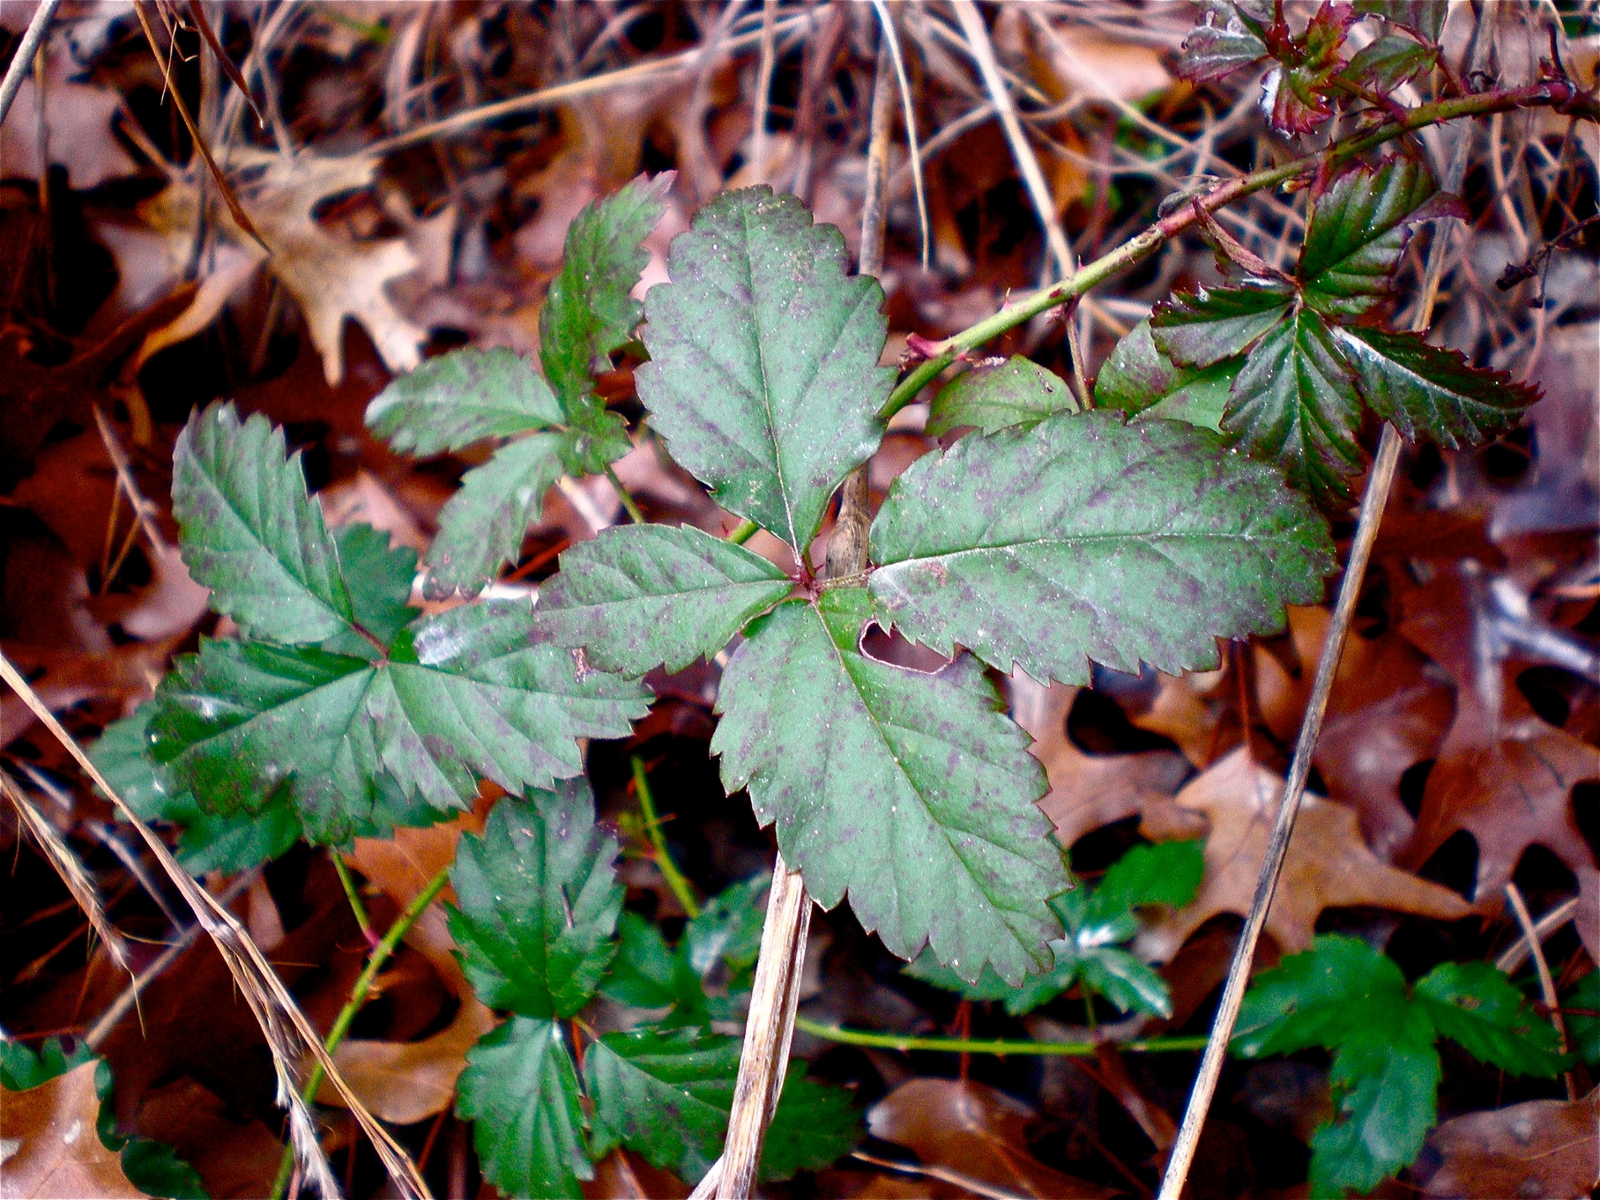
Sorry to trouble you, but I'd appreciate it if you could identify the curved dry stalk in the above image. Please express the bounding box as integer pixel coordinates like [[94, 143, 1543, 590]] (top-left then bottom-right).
[[0, 650, 431, 1200], [870, 0, 930, 268], [0, 0, 61, 127], [1494, 895, 1580, 976], [1, 771, 131, 977], [1505, 881, 1577, 1100]]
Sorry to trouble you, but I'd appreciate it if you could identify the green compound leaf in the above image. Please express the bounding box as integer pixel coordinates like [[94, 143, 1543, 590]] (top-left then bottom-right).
[[330, 523, 418, 651], [868, 411, 1333, 687], [146, 602, 644, 842], [1225, 306, 1364, 501], [1094, 320, 1235, 433], [602, 912, 691, 1011], [457, 1015, 589, 1200], [535, 524, 793, 676], [364, 348, 563, 457], [94, 706, 302, 873], [585, 1028, 740, 1183], [421, 431, 571, 599], [585, 1029, 861, 1184], [1299, 160, 1451, 318], [712, 587, 1067, 985], [171, 403, 354, 645], [1345, 33, 1437, 93], [1310, 1009, 1439, 1197], [1330, 325, 1538, 449], [1084, 838, 1206, 933], [449, 782, 622, 1019], [1413, 961, 1566, 1076], [637, 187, 892, 552], [541, 175, 671, 428], [927, 356, 1077, 436], [1233, 934, 1410, 1057], [1150, 285, 1291, 368]]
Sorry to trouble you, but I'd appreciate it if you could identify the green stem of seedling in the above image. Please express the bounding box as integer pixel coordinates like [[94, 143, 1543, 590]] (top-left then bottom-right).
[[331, 854, 378, 949], [727, 518, 760, 545], [794, 1016, 1207, 1057], [633, 755, 701, 918], [879, 81, 1588, 418], [269, 865, 453, 1200], [604, 464, 647, 525]]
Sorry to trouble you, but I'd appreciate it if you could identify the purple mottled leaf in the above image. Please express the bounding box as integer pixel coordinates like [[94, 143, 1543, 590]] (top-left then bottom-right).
[[1178, 0, 1271, 82], [535, 523, 793, 676], [637, 187, 893, 552], [711, 587, 1066, 985], [1346, 33, 1438, 93], [1354, 0, 1446, 44], [868, 410, 1333, 686], [928, 355, 1078, 436], [365, 347, 563, 457], [1096, 319, 1237, 432], [1150, 285, 1291, 367]]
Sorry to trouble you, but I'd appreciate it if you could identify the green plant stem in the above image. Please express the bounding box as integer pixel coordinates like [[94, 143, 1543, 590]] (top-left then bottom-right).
[[879, 81, 1587, 418], [269, 865, 453, 1200], [794, 1016, 1207, 1058], [727, 518, 760, 545], [331, 854, 378, 948], [604, 463, 647, 525], [632, 754, 700, 918]]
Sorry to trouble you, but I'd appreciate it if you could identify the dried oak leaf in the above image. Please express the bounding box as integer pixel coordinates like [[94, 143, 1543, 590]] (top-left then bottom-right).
[[0, 1062, 148, 1199], [1255, 606, 1455, 861], [1418, 1088, 1599, 1198], [867, 1078, 1116, 1200], [582, 1149, 690, 1200], [138, 150, 426, 386], [1396, 562, 1600, 961], [1135, 748, 1471, 963], [1013, 678, 1202, 848]]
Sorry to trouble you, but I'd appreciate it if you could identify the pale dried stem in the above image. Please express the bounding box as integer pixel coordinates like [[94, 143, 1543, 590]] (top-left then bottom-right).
[[0, 650, 431, 1200], [1, 770, 131, 976], [1494, 895, 1580, 976], [870, 0, 930, 268], [0, 0, 61, 127], [749, 0, 778, 185], [1505, 881, 1578, 1100]]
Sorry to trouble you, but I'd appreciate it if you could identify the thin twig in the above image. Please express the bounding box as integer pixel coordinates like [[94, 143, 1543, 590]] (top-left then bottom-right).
[[870, 0, 930, 268], [603, 463, 647, 525], [794, 1017, 1208, 1058], [1505, 881, 1577, 1100], [1494, 895, 1580, 975], [0, 0, 61, 128], [270, 866, 453, 1200], [332, 854, 379, 949]]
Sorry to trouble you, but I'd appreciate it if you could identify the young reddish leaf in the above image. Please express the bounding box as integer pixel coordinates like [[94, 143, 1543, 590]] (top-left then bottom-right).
[[449, 783, 622, 1019], [1331, 325, 1538, 448], [1261, 3, 1357, 135], [927, 355, 1077, 436], [1300, 160, 1453, 317], [457, 1016, 590, 1200], [1177, 0, 1270, 82], [1413, 962, 1566, 1076], [1346, 33, 1438, 93], [171, 403, 355, 645], [421, 432, 572, 599], [1094, 320, 1236, 432], [637, 187, 892, 552], [1354, 0, 1447, 44], [535, 524, 793, 676], [868, 412, 1332, 687], [1225, 306, 1365, 501], [540, 175, 672, 431], [364, 348, 563, 457], [1150, 285, 1292, 367], [711, 587, 1067, 985]]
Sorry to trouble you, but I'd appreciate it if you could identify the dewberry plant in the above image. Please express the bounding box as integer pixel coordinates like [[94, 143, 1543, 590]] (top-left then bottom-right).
[[92, 1, 1598, 1193]]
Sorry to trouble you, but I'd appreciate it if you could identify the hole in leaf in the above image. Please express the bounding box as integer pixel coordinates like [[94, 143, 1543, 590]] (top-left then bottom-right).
[[1572, 780, 1600, 866], [858, 623, 951, 673], [1399, 759, 1435, 818], [1509, 844, 1578, 913], [1416, 829, 1480, 903]]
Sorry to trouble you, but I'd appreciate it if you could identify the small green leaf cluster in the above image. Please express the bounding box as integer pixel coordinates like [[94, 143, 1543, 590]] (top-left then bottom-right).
[[1232, 935, 1568, 1196], [905, 839, 1204, 1018], [448, 781, 860, 1198], [1180, 0, 1444, 135], [366, 176, 672, 597], [2, 1037, 208, 1199], [536, 185, 1333, 986], [1098, 160, 1538, 502], [95, 402, 646, 846]]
